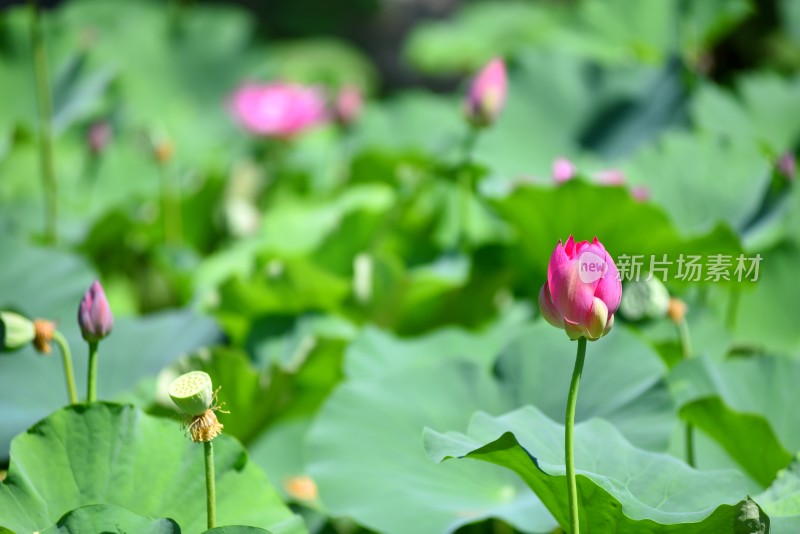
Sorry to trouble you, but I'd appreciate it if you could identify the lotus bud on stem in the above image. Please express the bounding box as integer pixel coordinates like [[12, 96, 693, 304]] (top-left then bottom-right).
[[169, 371, 228, 529], [78, 280, 114, 403], [538, 236, 623, 533]]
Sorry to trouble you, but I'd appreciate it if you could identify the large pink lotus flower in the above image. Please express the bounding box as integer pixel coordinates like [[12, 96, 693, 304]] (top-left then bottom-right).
[[464, 58, 507, 128], [230, 82, 327, 138], [77, 280, 113, 343], [538, 236, 621, 341]]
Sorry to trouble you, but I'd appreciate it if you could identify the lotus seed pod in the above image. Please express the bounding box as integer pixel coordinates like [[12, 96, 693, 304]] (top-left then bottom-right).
[[619, 278, 669, 321], [169, 371, 214, 416], [0, 312, 35, 352]]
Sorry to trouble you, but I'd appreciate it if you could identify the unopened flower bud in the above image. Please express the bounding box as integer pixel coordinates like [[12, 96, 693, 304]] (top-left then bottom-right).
[[77, 280, 114, 343], [464, 58, 507, 128], [538, 236, 621, 341], [0, 312, 35, 352], [552, 158, 576, 184]]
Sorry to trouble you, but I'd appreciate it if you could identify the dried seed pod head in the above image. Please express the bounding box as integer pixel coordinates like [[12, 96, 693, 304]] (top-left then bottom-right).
[[188, 409, 223, 443], [169, 371, 214, 416], [32, 319, 56, 354]]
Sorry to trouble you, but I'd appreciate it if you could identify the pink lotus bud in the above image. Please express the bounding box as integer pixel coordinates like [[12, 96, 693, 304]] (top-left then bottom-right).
[[538, 236, 621, 341], [631, 185, 650, 202], [77, 280, 113, 343], [552, 158, 576, 184], [778, 152, 796, 181], [229, 82, 327, 138], [87, 121, 112, 154], [464, 58, 507, 128], [334, 85, 363, 126]]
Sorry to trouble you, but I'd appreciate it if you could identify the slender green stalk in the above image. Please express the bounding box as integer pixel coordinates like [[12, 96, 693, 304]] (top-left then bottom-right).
[[159, 165, 182, 245], [457, 127, 479, 251], [29, 0, 57, 243], [52, 330, 78, 405], [565, 337, 587, 534], [677, 318, 695, 467], [204, 440, 216, 529], [726, 286, 740, 331], [87, 341, 99, 402]]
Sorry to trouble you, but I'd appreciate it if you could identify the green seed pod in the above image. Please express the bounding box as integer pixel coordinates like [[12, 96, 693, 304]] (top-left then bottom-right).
[[168, 371, 214, 416], [0, 312, 36, 352], [619, 278, 670, 321]]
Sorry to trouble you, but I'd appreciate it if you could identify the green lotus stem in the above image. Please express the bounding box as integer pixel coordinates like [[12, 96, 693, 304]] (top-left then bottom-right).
[[726, 286, 740, 331], [29, 0, 57, 244], [52, 330, 78, 405], [159, 165, 182, 245], [678, 318, 695, 467], [458, 127, 480, 250], [565, 337, 586, 534], [87, 341, 99, 402], [204, 440, 216, 529]]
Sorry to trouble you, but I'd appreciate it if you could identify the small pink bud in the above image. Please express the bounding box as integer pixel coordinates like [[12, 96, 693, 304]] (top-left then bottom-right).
[[77, 280, 113, 343], [631, 185, 650, 202], [778, 152, 796, 181], [334, 85, 363, 126], [538, 236, 621, 341], [552, 158, 576, 184], [464, 58, 507, 128], [87, 121, 112, 154]]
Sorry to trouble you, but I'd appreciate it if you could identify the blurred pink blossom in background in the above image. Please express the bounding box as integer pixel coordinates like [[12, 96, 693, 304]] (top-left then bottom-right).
[[334, 85, 364, 126], [778, 152, 796, 181], [230, 82, 327, 137], [552, 157, 576, 183]]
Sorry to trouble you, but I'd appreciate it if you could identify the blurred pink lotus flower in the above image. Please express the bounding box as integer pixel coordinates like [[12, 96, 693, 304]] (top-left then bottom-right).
[[230, 82, 327, 137], [594, 169, 625, 185], [538, 236, 621, 341], [552, 157, 577, 183], [464, 58, 507, 128], [334, 85, 363, 126], [778, 152, 796, 181], [593, 168, 649, 202]]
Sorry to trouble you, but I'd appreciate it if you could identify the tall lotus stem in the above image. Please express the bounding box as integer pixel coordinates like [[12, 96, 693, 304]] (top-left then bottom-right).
[[169, 371, 226, 529], [565, 337, 586, 533], [29, 0, 57, 243], [52, 330, 78, 404], [669, 298, 695, 466]]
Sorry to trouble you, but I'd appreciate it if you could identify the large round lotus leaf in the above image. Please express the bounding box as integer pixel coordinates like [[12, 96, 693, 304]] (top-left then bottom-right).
[[306, 360, 557, 534], [0, 403, 305, 534], [425, 406, 762, 532], [495, 322, 675, 451], [669, 354, 800, 486], [38, 504, 180, 534]]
